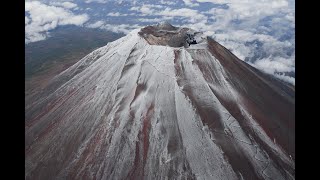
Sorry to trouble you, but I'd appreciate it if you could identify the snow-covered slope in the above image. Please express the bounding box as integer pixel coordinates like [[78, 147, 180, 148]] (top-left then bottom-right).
[[25, 24, 295, 180]]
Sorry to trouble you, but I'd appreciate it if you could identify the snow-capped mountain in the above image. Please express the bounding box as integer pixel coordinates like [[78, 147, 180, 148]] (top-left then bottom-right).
[[25, 23, 295, 180]]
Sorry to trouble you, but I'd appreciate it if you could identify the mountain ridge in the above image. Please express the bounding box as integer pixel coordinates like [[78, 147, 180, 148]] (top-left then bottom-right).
[[25, 24, 295, 180]]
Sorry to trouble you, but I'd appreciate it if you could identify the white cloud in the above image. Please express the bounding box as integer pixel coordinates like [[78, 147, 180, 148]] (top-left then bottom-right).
[[145, 4, 164, 9], [61, 2, 77, 9], [100, 24, 141, 34], [50, 2, 78, 9], [25, 16, 30, 25], [130, 6, 207, 23], [285, 12, 295, 22], [196, 0, 288, 8], [137, 18, 162, 23], [137, 17, 173, 23], [107, 12, 128, 16], [85, 0, 108, 3], [157, 8, 206, 22], [160, 0, 176, 5], [129, 4, 165, 15], [247, 56, 295, 84], [129, 5, 155, 16], [25, 1, 89, 43], [182, 0, 199, 7], [203, 0, 289, 21], [86, 21, 141, 34], [107, 12, 120, 16], [253, 56, 295, 74], [129, 7, 140, 11], [274, 74, 295, 85], [87, 20, 105, 28], [140, 5, 155, 14]]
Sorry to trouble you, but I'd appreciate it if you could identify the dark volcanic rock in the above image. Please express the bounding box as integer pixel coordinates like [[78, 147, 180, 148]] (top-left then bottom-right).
[[138, 23, 190, 47]]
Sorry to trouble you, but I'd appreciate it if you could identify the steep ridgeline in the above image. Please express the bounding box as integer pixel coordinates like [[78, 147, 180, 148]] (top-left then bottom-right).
[[25, 23, 295, 180]]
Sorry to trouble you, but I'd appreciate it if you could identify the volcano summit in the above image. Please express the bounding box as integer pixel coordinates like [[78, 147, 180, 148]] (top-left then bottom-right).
[[25, 23, 295, 180]]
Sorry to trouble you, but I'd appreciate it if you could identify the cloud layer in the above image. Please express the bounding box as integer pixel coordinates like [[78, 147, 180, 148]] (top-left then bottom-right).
[[25, 1, 89, 43], [87, 21, 141, 34]]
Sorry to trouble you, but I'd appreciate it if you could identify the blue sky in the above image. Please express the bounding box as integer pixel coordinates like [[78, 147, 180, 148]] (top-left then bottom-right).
[[25, 0, 295, 84]]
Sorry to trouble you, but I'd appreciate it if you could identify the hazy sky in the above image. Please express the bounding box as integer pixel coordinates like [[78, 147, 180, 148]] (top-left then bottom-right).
[[25, 0, 295, 84]]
